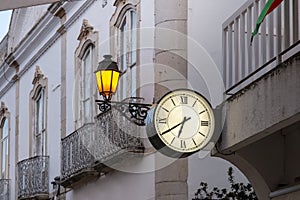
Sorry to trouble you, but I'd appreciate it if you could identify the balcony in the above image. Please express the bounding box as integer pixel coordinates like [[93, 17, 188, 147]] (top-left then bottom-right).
[[218, 1, 300, 198], [222, 0, 299, 94], [61, 109, 144, 188], [17, 156, 49, 200], [0, 179, 9, 200]]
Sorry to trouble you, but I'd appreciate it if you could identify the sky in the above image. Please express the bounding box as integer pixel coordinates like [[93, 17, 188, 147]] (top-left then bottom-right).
[[0, 10, 12, 41]]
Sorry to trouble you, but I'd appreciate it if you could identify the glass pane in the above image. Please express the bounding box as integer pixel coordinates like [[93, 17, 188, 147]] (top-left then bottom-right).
[[36, 134, 41, 155], [100, 70, 113, 93], [131, 11, 137, 64], [84, 49, 91, 99], [1, 138, 8, 178], [84, 99, 90, 122], [35, 89, 45, 156], [2, 119, 8, 138], [37, 92, 43, 134], [111, 71, 120, 94], [43, 89, 46, 129], [131, 67, 137, 96], [42, 130, 46, 156], [122, 74, 127, 99], [121, 19, 127, 71], [96, 71, 103, 92]]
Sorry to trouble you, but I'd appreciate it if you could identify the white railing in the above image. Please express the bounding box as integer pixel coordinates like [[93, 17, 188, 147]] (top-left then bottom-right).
[[223, 0, 299, 94]]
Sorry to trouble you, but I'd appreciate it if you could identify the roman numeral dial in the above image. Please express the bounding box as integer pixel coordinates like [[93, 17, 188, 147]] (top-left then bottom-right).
[[151, 89, 215, 156]]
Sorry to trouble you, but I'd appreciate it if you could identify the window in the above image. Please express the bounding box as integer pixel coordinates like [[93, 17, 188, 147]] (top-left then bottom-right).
[[75, 19, 98, 128], [30, 66, 48, 157], [33, 87, 46, 156], [82, 45, 93, 123], [0, 118, 8, 179], [0, 102, 9, 179], [116, 8, 138, 99]]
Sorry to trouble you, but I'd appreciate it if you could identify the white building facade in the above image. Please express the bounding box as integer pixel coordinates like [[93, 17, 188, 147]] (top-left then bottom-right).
[[0, 0, 249, 199]]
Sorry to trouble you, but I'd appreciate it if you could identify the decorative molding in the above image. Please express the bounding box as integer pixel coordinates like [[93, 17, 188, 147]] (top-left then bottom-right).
[[32, 66, 45, 85], [0, 102, 8, 117], [113, 0, 126, 7], [77, 19, 94, 41], [54, 7, 66, 19], [111, 2, 136, 27]]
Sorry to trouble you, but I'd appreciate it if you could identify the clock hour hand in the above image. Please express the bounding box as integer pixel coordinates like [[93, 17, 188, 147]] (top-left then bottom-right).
[[161, 116, 191, 135], [178, 116, 191, 138]]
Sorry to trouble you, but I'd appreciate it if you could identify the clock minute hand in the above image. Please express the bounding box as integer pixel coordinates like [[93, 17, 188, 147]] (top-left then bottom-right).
[[161, 117, 191, 135], [178, 116, 191, 138]]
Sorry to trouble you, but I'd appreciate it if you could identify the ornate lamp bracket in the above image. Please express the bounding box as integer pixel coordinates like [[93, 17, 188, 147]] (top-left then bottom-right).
[[96, 97, 152, 126]]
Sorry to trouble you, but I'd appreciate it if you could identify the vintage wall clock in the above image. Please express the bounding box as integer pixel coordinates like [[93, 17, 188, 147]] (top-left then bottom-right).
[[147, 89, 215, 158]]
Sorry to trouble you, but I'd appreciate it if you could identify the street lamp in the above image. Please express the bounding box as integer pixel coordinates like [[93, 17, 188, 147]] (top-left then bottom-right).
[[95, 55, 152, 126], [95, 55, 121, 101]]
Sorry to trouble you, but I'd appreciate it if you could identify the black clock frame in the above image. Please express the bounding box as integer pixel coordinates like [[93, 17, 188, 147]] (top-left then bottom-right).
[[146, 89, 217, 158]]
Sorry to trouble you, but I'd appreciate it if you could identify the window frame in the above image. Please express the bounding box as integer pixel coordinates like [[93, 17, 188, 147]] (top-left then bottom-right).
[[29, 66, 48, 157], [74, 19, 98, 129], [33, 86, 46, 156], [81, 45, 93, 124], [115, 6, 138, 100], [0, 116, 9, 179]]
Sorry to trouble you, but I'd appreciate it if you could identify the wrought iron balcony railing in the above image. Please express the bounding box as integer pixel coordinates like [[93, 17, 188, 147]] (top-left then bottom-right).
[[17, 156, 49, 199], [223, 0, 299, 94], [61, 109, 144, 186], [0, 179, 9, 200]]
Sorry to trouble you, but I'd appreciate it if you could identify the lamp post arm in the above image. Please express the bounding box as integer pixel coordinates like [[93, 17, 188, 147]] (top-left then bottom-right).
[[95, 99, 152, 126]]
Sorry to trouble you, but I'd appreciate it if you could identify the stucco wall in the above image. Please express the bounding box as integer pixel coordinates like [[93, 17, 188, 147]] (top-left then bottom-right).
[[220, 53, 300, 152]]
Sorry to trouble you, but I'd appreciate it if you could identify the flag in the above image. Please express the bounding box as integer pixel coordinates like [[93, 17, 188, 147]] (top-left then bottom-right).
[[251, 0, 284, 44]]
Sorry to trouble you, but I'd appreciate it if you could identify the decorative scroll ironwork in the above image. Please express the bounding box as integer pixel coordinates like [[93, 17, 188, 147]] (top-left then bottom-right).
[[61, 123, 95, 180], [96, 97, 152, 126], [61, 110, 144, 181], [0, 179, 9, 200], [17, 156, 49, 199]]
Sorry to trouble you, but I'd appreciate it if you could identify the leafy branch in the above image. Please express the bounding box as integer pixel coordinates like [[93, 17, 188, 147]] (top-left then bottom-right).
[[192, 167, 257, 200]]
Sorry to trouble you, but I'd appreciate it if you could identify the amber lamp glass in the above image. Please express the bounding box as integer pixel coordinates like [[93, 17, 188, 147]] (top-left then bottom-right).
[[95, 55, 121, 101]]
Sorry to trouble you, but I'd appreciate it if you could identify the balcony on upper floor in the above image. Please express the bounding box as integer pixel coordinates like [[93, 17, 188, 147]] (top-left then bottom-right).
[[17, 156, 49, 200], [0, 179, 9, 200], [61, 109, 144, 188], [222, 0, 299, 95]]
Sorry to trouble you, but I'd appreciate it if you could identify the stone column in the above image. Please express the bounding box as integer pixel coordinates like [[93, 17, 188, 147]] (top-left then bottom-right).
[[154, 0, 188, 200]]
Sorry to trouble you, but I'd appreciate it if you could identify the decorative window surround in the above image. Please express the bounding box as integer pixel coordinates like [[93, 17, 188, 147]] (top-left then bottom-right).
[[74, 19, 99, 129], [29, 66, 48, 157], [110, 0, 140, 100], [0, 102, 10, 180]]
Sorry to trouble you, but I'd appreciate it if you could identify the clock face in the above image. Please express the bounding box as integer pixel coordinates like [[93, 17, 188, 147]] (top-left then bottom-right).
[[152, 89, 215, 155]]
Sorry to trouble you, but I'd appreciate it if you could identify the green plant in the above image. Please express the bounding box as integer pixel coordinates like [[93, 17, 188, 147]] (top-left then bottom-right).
[[192, 167, 257, 200]]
